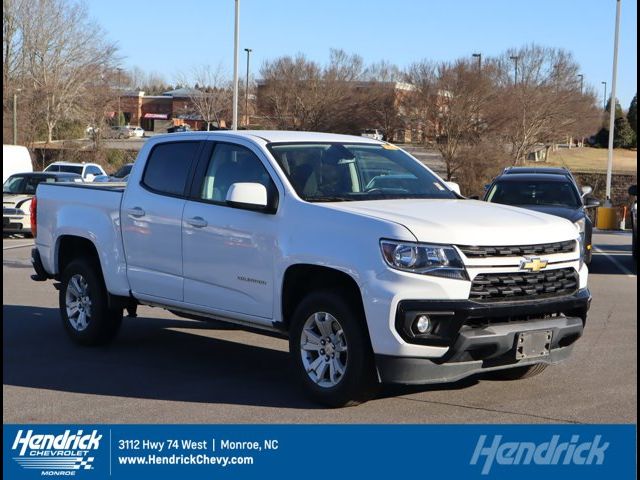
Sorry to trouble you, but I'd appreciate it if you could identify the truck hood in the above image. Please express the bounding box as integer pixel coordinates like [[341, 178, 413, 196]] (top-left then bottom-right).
[[322, 199, 579, 245], [507, 204, 584, 224]]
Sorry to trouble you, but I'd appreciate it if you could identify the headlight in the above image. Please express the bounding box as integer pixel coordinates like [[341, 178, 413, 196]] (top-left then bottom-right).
[[380, 240, 468, 280], [574, 218, 586, 234]]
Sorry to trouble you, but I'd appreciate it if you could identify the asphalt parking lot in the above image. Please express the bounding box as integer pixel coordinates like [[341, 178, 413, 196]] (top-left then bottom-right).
[[3, 232, 636, 424]]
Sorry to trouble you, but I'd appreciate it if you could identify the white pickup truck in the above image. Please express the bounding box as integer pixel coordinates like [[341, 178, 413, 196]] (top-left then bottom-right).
[[31, 131, 591, 407]]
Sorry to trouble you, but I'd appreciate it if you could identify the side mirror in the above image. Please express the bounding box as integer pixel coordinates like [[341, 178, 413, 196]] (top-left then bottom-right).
[[445, 181, 461, 195], [226, 182, 269, 211], [584, 197, 600, 208], [580, 185, 593, 197], [629, 185, 637, 196], [85, 173, 95, 182]]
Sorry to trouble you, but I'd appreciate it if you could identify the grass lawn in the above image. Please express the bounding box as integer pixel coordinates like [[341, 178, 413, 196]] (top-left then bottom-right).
[[525, 147, 637, 173]]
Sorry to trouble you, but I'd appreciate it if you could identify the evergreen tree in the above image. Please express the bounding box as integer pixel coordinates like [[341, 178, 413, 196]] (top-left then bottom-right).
[[627, 94, 637, 147]]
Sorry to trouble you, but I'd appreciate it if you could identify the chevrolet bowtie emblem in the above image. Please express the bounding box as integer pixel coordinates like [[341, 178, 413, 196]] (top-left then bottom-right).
[[520, 258, 549, 272]]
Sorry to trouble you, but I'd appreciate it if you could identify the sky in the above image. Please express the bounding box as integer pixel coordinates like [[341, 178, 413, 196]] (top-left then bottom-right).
[[86, 0, 637, 107]]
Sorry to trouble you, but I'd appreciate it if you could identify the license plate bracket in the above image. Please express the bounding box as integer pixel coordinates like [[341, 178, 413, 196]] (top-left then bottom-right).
[[515, 330, 552, 360]]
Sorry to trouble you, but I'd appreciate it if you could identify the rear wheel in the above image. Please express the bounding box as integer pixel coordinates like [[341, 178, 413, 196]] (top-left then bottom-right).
[[487, 363, 548, 380], [59, 259, 122, 346], [289, 291, 377, 407]]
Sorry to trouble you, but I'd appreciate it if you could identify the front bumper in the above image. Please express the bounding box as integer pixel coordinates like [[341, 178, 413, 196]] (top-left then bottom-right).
[[375, 288, 590, 384], [3, 214, 29, 233]]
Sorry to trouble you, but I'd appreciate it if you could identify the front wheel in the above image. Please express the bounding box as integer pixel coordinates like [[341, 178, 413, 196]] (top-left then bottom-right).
[[59, 259, 123, 346], [289, 291, 377, 407]]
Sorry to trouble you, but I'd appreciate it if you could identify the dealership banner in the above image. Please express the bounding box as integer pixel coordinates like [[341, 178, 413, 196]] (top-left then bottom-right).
[[3, 424, 635, 479]]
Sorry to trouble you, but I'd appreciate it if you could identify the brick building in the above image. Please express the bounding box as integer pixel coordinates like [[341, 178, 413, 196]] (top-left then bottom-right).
[[118, 88, 226, 132]]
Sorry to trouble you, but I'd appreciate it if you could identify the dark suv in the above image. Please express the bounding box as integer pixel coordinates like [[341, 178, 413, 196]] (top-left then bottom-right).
[[484, 169, 600, 264]]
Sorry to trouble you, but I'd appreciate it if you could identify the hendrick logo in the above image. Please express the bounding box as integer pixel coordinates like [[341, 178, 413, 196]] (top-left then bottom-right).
[[470, 434, 609, 475], [11, 429, 102, 476]]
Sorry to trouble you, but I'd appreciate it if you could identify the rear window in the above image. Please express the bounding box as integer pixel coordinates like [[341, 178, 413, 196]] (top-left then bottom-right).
[[142, 142, 200, 196], [49, 165, 83, 175]]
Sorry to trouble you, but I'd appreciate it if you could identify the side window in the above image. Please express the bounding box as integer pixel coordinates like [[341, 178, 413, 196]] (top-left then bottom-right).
[[200, 143, 274, 203], [87, 166, 102, 176], [142, 142, 201, 196]]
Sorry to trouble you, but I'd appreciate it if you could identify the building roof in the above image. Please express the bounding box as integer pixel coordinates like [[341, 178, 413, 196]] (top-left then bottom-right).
[[162, 87, 201, 97]]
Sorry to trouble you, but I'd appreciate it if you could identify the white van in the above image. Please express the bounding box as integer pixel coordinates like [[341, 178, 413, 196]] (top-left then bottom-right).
[[3, 145, 33, 183]]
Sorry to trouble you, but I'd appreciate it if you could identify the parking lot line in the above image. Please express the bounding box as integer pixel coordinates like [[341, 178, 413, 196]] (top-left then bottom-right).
[[3, 243, 33, 251], [592, 245, 636, 278]]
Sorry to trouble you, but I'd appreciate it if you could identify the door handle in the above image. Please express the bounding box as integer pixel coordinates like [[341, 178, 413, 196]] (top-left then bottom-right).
[[126, 207, 145, 218], [186, 216, 208, 228]]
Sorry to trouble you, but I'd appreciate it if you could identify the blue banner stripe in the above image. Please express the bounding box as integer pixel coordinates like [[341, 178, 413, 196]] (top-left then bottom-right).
[[3, 424, 636, 480]]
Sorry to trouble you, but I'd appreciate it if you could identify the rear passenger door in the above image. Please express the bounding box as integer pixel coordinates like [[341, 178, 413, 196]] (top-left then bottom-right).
[[121, 140, 202, 302], [181, 141, 280, 322]]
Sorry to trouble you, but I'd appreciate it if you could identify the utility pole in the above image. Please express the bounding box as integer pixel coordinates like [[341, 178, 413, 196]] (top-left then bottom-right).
[[605, 0, 622, 204], [232, 0, 240, 130], [244, 48, 252, 127], [510, 55, 519, 84]]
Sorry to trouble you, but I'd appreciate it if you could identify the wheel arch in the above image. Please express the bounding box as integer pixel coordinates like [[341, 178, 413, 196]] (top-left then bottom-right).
[[280, 264, 368, 333]]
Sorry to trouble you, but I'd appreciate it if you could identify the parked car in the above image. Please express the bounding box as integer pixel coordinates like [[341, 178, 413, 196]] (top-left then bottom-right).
[[361, 128, 384, 141], [630, 185, 637, 259], [107, 163, 134, 182], [30, 131, 590, 407], [167, 125, 191, 133], [484, 170, 599, 264], [129, 126, 145, 138], [44, 162, 107, 182], [104, 126, 132, 139], [3, 145, 33, 183], [3, 172, 82, 235]]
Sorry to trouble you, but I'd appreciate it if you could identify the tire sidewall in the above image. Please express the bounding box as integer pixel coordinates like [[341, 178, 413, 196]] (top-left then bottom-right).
[[59, 259, 121, 345], [289, 290, 375, 407]]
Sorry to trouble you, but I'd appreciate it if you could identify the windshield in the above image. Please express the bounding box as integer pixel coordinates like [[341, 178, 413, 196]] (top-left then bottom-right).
[[3, 175, 57, 195], [267, 143, 455, 202], [487, 180, 581, 208], [113, 164, 132, 178]]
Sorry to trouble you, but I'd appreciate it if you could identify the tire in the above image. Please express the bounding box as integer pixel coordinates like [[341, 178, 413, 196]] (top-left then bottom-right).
[[487, 363, 548, 380], [59, 258, 122, 346], [289, 290, 377, 407]]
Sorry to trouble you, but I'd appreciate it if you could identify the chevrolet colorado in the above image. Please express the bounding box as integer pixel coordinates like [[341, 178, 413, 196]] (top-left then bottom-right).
[[31, 131, 591, 407]]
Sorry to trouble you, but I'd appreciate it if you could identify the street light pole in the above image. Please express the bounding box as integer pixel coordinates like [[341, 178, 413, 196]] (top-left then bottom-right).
[[605, 0, 622, 203], [244, 48, 252, 127], [232, 0, 240, 130], [472, 53, 482, 73], [13, 91, 19, 145], [577, 74, 584, 94], [509, 55, 519, 84], [116, 67, 122, 125], [602, 81, 607, 110]]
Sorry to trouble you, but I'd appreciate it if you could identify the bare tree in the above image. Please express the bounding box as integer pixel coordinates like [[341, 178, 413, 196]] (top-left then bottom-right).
[[496, 45, 600, 163], [259, 49, 365, 132], [361, 61, 406, 141], [3, 0, 118, 143], [177, 64, 231, 130]]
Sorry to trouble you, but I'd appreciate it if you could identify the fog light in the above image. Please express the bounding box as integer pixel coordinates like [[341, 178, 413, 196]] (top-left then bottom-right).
[[415, 315, 432, 334]]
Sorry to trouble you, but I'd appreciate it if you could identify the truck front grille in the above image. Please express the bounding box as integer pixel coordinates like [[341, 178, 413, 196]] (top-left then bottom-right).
[[459, 240, 576, 258], [470, 267, 579, 302]]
